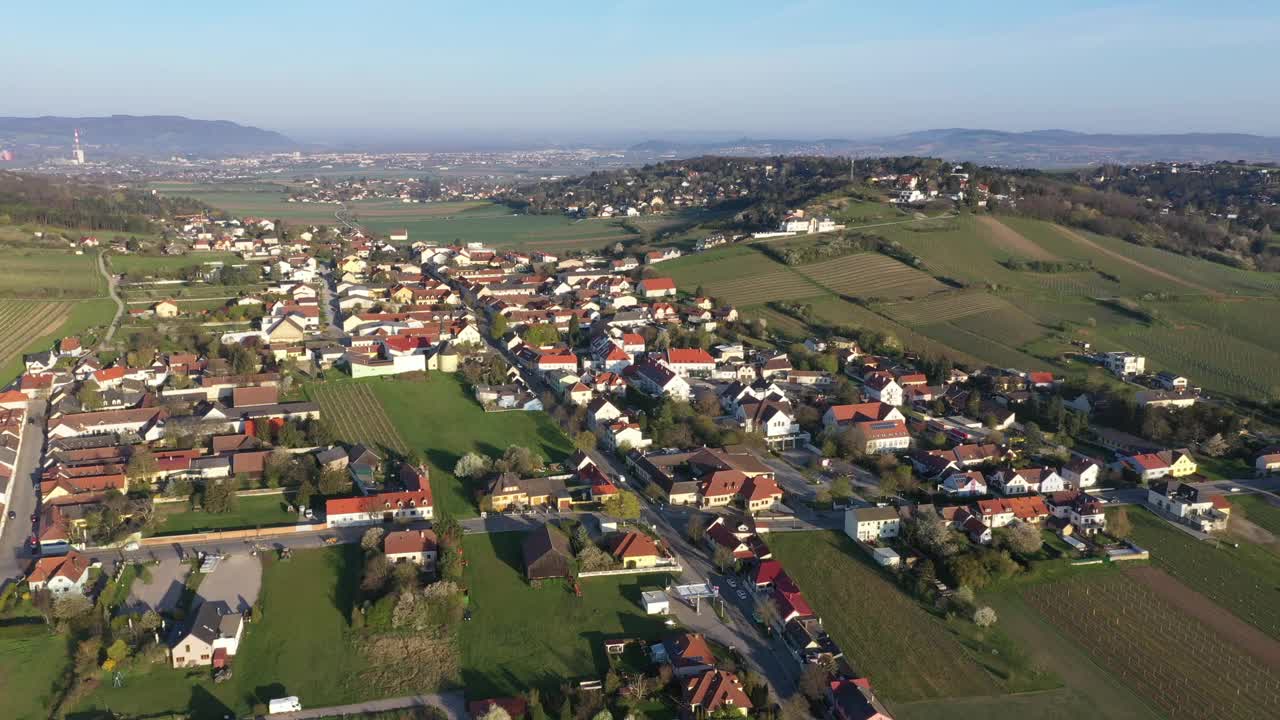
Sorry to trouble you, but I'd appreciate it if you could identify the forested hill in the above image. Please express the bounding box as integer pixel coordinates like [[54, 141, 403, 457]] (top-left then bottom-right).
[[0, 171, 208, 234], [0, 115, 298, 157]]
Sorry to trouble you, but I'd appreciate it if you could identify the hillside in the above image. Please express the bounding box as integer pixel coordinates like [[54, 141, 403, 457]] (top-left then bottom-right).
[[0, 171, 207, 234], [0, 115, 298, 158]]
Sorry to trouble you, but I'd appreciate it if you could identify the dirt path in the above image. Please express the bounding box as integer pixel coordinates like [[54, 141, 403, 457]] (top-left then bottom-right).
[[977, 216, 1058, 260], [98, 251, 125, 344], [1123, 565, 1280, 667], [1048, 224, 1220, 296]]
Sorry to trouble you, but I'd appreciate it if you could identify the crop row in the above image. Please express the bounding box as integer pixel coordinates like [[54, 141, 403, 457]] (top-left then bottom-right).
[[0, 301, 70, 367], [310, 383, 409, 455], [884, 293, 1008, 325]]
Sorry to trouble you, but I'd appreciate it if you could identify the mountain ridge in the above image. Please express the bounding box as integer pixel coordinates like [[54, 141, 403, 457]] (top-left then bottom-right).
[[0, 114, 299, 158]]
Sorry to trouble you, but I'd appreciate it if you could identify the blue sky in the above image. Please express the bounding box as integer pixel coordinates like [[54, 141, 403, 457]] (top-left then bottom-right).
[[2, 1, 1276, 144]]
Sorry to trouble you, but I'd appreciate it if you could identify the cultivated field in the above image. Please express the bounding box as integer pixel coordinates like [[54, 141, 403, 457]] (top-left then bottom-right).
[[771, 532, 999, 702], [976, 216, 1058, 261], [797, 253, 945, 299], [704, 268, 826, 306], [107, 252, 248, 276], [306, 381, 410, 455], [882, 292, 1011, 325], [1125, 509, 1280, 639], [661, 245, 780, 288], [0, 299, 72, 369], [1023, 572, 1280, 720], [0, 248, 105, 299]]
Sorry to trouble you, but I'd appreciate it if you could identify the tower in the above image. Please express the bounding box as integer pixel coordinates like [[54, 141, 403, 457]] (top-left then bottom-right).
[[72, 129, 85, 165]]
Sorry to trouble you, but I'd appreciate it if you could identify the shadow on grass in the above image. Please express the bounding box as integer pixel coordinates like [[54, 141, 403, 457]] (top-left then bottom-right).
[[188, 684, 235, 720], [329, 543, 364, 623]]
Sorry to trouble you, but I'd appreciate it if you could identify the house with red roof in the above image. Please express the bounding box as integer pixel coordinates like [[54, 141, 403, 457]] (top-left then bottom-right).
[[325, 489, 433, 528], [662, 348, 716, 377], [684, 669, 752, 718], [638, 277, 677, 298], [27, 551, 92, 596], [611, 530, 664, 568]]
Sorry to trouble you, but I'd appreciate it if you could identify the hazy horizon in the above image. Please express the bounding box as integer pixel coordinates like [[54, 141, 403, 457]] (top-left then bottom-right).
[[3, 1, 1277, 145]]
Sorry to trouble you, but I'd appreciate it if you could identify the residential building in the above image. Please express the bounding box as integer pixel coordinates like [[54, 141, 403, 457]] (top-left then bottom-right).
[[1104, 351, 1146, 377], [523, 524, 573, 580], [850, 420, 911, 454], [611, 530, 664, 569], [684, 670, 752, 718], [1061, 457, 1101, 489], [171, 601, 244, 668], [664, 632, 716, 677], [384, 529, 438, 565], [938, 470, 987, 497], [26, 551, 91, 595], [1147, 481, 1231, 532], [325, 489, 434, 527], [863, 373, 904, 406], [845, 506, 901, 543]]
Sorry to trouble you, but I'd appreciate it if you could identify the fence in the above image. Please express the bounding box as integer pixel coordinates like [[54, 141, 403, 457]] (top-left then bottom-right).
[[579, 561, 683, 578]]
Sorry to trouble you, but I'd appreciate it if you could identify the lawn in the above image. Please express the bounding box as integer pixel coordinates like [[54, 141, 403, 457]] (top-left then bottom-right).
[[107, 251, 248, 276], [147, 494, 300, 536], [0, 247, 105, 299], [1125, 507, 1280, 639], [0, 623, 72, 720], [769, 531, 999, 702], [458, 531, 672, 698], [76, 546, 371, 719], [368, 375, 574, 518], [1231, 494, 1280, 538]]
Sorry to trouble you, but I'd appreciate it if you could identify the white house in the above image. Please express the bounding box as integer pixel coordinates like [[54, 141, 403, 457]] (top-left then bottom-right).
[[845, 506, 901, 543], [171, 601, 244, 668], [1104, 351, 1146, 377], [863, 374, 904, 406], [1061, 458, 1101, 489], [384, 529, 438, 565], [26, 551, 92, 596], [325, 490, 434, 528], [938, 470, 987, 497]]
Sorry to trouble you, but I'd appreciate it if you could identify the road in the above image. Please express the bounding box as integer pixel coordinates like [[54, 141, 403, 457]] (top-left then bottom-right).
[[0, 400, 47, 589], [270, 691, 467, 720], [98, 251, 125, 344], [317, 269, 344, 337]]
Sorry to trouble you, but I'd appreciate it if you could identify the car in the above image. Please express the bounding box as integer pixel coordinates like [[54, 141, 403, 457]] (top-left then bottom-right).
[[736, 589, 748, 600], [6, 510, 13, 519], [725, 577, 737, 588], [1230, 487, 1242, 493], [30, 513, 37, 523], [323, 537, 338, 545]]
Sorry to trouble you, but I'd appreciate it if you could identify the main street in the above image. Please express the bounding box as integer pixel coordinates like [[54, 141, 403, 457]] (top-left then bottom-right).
[[0, 400, 47, 589]]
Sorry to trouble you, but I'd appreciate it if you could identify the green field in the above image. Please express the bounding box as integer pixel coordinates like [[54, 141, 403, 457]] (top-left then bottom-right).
[[307, 381, 411, 456], [107, 251, 248, 276], [0, 623, 72, 720], [1231, 494, 1280, 538], [770, 531, 999, 702], [797, 252, 946, 299], [147, 494, 300, 536], [1125, 508, 1280, 639], [0, 248, 105, 299], [368, 375, 574, 518], [77, 546, 378, 719], [458, 531, 671, 698]]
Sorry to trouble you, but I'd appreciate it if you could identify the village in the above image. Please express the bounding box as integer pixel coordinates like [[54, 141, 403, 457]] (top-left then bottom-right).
[[1, 200, 1278, 720]]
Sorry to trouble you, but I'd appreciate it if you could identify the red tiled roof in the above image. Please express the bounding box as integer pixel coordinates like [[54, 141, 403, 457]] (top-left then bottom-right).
[[326, 489, 434, 517], [384, 529, 437, 555], [639, 277, 676, 292], [612, 530, 660, 560], [665, 348, 714, 365]]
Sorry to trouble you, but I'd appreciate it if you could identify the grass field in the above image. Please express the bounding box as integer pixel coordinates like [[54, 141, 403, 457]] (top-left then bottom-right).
[[769, 531, 999, 702], [458, 531, 671, 698], [1022, 571, 1280, 720], [367, 376, 573, 518], [77, 546, 371, 719], [1231, 494, 1280, 538], [0, 248, 105, 299], [107, 252, 248, 276], [797, 253, 946, 299], [1125, 508, 1280, 639], [147, 494, 299, 536], [0, 623, 71, 720]]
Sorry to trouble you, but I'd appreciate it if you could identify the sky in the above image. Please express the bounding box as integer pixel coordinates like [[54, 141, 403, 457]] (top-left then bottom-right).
[[2, 1, 1277, 145]]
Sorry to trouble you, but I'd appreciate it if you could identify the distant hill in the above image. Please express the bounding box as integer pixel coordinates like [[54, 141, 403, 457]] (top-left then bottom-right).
[[0, 115, 298, 158], [629, 129, 1280, 167]]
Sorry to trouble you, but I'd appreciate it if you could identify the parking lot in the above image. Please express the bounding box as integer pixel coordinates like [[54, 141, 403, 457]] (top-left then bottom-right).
[[123, 556, 189, 614], [193, 552, 261, 613]]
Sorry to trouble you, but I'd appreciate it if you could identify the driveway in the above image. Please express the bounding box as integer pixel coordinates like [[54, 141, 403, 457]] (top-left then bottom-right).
[[123, 556, 190, 614], [195, 552, 262, 613]]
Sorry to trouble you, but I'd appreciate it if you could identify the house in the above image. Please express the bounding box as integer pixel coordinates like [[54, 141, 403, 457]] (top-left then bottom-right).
[[1156, 371, 1189, 391], [989, 467, 1064, 495], [1120, 448, 1196, 482], [938, 470, 987, 497], [487, 473, 572, 512], [704, 516, 772, 563], [976, 496, 1049, 527], [863, 373, 904, 406], [735, 399, 807, 450], [523, 524, 573, 580], [638, 277, 677, 298], [1104, 351, 1145, 377], [822, 402, 904, 429], [1061, 457, 1101, 489], [324, 489, 434, 527], [663, 348, 716, 377], [154, 299, 180, 318], [664, 632, 717, 677], [845, 506, 901, 543], [26, 551, 92, 595], [850, 420, 911, 454], [1256, 452, 1280, 476], [1045, 491, 1107, 536], [683, 669, 752, 718], [628, 361, 691, 401], [611, 530, 664, 569], [828, 678, 893, 720], [585, 397, 624, 430], [171, 600, 244, 668], [384, 529, 438, 566], [1147, 481, 1231, 532]]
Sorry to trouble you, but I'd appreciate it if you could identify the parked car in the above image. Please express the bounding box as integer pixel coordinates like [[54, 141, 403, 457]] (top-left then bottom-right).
[[6, 510, 13, 519]]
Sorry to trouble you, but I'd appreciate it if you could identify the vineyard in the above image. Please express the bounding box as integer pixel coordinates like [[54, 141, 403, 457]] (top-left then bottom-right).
[[0, 300, 71, 370], [1126, 509, 1280, 639], [882, 292, 1011, 325], [796, 253, 945, 299], [1024, 573, 1280, 720], [703, 268, 825, 306], [306, 382, 409, 455], [1097, 323, 1280, 401], [770, 531, 998, 702]]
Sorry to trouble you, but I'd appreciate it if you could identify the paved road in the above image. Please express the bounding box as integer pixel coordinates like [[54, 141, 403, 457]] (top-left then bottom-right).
[[318, 269, 344, 337], [0, 400, 46, 589], [270, 691, 467, 720], [98, 251, 125, 344]]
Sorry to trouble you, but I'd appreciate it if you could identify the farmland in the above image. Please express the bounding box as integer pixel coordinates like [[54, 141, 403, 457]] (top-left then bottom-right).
[[796, 252, 945, 299], [458, 531, 671, 698], [107, 251, 247, 276], [882, 292, 1012, 325], [367, 375, 573, 518], [770, 531, 999, 702], [0, 248, 106, 299], [1232, 494, 1280, 538], [0, 299, 72, 370], [306, 381, 410, 456], [1125, 508, 1280, 639], [1022, 571, 1280, 720]]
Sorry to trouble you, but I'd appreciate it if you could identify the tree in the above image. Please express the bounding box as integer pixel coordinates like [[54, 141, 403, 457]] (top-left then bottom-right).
[[479, 707, 512, 720], [53, 593, 92, 623], [202, 479, 238, 514], [1109, 507, 1132, 538], [126, 446, 157, 484], [1002, 522, 1043, 555], [686, 514, 706, 543], [454, 452, 492, 479], [1023, 422, 1045, 449], [829, 475, 852, 500], [602, 492, 640, 519], [490, 313, 509, 339], [799, 663, 829, 702], [908, 511, 961, 557], [712, 544, 737, 573], [77, 385, 103, 411], [573, 431, 597, 453], [495, 446, 543, 475], [318, 465, 351, 495], [522, 323, 559, 346], [754, 593, 782, 630], [361, 527, 386, 552], [973, 606, 998, 627], [106, 638, 131, 664]]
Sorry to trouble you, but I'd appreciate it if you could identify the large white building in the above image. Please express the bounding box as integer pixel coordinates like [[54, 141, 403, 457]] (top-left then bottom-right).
[[1104, 351, 1146, 377]]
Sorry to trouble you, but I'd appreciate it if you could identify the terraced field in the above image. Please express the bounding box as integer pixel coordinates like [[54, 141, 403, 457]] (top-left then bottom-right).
[[797, 253, 945, 298], [0, 300, 72, 370], [704, 268, 825, 305], [306, 382, 409, 455], [881, 292, 1010, 324]]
